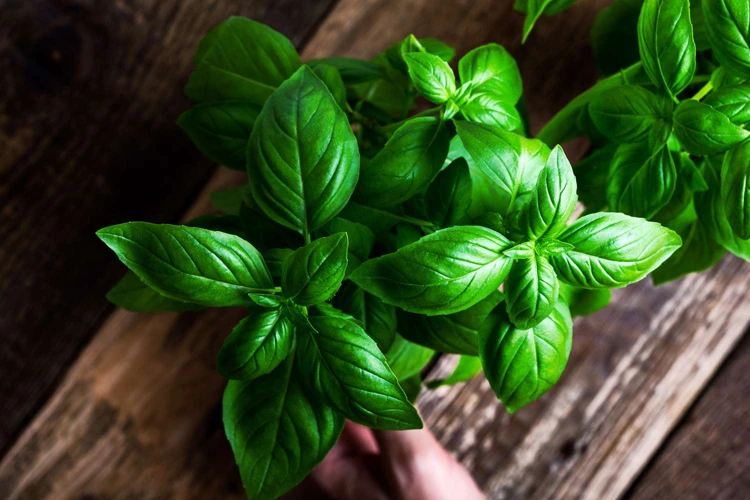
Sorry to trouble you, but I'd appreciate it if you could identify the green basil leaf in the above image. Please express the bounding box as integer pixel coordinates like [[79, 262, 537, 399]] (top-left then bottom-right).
[[516, 145, 578, 240], [239, 204, 302, 252], [186, 17, 301, 104], [97, 223, 273, 307], [223, 357, 343, 500], [691, 0, 711, 50], [459, 93, 525, 132], [703, 84, 750, 126], [536, 238, 574, 256], [503, 241, 536, 260], [385, 333, 435, 381], [338, 202, 404, 235], [426, 355, 483, 389], [703, 0, 750, 79], [505, 255, 559, 329], [355, 117, 449, 207], [548, 213, 682, 288], [721, 139, 750, 239], [472, 212, 509, 234], [456, 121, 550, 216], [263, 248, 294, 278], [458, 43, 523, 104], [350, 226, 514, 315], [397, 290, 504, 355], [337, 282, 397, 352], [210, 186, 248, 215], [426, 157, 473, 228], [520, 0, 567, 43], [282, 233, 348, 306], [217, 308, 294, 380], [248, 66, 359, 235], [177, 101, 259, 171], [590, 85, 672, 143], [106, 271, 204, 313], [317, 217, 375, 274], [673, 99, 750, 155], [679, 153, 709, 192], [574, 144, 617, 213], [480, 297, 573, 412], [311, 63, 347, 111], [308, 58, 388, 84], [607, 143, 677, 219], [248, 293, 286, 308], [385, 34, 427, 72], [637, 0, 696, 97], [591, 0, 644, 75], [296, 316, 422, 430], [420, 37, 456, 62], [400, 375, 423, 403], [558, 283, 612, 316], [404, 52, 456, 104]]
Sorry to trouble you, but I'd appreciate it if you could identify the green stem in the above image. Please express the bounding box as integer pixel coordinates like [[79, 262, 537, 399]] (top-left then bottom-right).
[[377, 106, 443, 135], [247, 286, 283, 294], [691, 81, 713, 101], [304, 230, 311, 245]]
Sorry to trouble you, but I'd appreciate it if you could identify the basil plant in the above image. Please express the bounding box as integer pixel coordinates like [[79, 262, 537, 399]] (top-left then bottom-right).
[[96, 13, 716, 499]]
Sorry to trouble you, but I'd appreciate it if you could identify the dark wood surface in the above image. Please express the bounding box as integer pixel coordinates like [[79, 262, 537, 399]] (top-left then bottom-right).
[[0, 0, 748, 498]]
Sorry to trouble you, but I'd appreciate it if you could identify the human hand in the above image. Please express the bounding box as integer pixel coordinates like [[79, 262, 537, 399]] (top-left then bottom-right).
[[284, 420, 485, 500]]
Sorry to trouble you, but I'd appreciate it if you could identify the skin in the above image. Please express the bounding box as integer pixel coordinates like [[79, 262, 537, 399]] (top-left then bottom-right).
[[285, 420, 485, 500]]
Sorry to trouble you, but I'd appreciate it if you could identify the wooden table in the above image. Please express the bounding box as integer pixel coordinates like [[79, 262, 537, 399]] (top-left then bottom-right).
[[1, 0, 748, 498]]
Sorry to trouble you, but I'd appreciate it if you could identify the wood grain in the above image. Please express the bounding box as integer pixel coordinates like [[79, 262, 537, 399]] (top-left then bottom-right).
[[0, 0, 335, 457]]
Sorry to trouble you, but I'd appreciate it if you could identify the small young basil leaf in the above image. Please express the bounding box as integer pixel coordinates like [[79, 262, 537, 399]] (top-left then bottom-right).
[[403, 52, 456, 104], [480, 297, 573, 412], [536, 238, 574, 256], [385, 34, 426, 72], [420, 37, 456, 62], [282, 233, 348, 306], [217, 307, 294, 380], [296, 316, 423, 430], [426, 157, 473, 228], [385, 333, 435, 381], [210, 186, 248, 215], [399, 375, 423, 403], [607, 143, 677, 219], [397, 290, 504, 356], [589, 85, 672, 143], [652, 204, 725, 285], [311, 63, 348, 111], [177, 101, 260, 170], [703, 84, 750, 126], [503, 241, 536, 260], [263, 248, 294, 279], [349, 226, 514, 315], [590, 0, 644, 75], [505, 255, 559, 329], [458, 93, 525, 132], [186, 17, 301, 104], [355, 117, 449, 207], [223, 357, 344, 500], [456, 121, 550, 216], [336, 282, 397, 352], [548, 213, 682, 288], [558, 283, 612, 317], [721, 139, 750, 239], [248, 293, 286, 308], [97, 223, 273, 307], [106, 272, 204, 313], [573, 144, 617, 213], [248, 66, 359, 235], [637, 0, 696, 98], [673, 99, 750, 155], [458, 43, 523, 104], [426, 355, 483, 389], [308, 58, 388, 84], [516, 145, 578, 240], [703, 0, 750, 79]]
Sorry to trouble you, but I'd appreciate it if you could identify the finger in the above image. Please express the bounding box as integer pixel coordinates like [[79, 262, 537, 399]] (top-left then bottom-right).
[[339, 420, 380, 455]]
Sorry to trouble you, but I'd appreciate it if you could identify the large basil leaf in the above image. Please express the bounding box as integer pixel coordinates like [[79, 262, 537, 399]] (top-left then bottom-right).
[[186, 17, 301, 104], [404, 52, 456, 104], [703, 0, 750, 79], [296, 316, 422, 430], [106, 272, 204, 313], [337, 282, 397, 352], [426, 157, 472, 228], [516, 145, 578, 240], [456, 121, 550, 216], [458, 43, 523, 104], [673, 99, 750, 155], [607, 143, 677, 219], [177, 101, 259, 171], [589, 85, 671, 143], [721, 139, 750, 239], [637, 0, 696, 97], [217, 307, 294, 380], [505, 255, 559, 329], [548, 213, 682, 288], [282, 233, 348, 306], [355, 117, 449, 207], [248, 66, 359, 235], [97, 223, 273, 307], [308, 58, 388, 84], [558, 283, 612, 317], [223, 357, 343, 500], [459, 93, 525, 132], [480, 298, 573, 412], [704, 84, 750, 127], [426, 355, 483, 389], [350, 226, 514, 315], [398, 290, 504, 355], [385, 334, 435, 381], [574, 144, 617, 213]]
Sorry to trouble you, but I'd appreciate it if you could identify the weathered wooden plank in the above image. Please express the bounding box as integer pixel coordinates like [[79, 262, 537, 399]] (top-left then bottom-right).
[[626, 330, 750, 500], [0, 0, 335, 457]]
